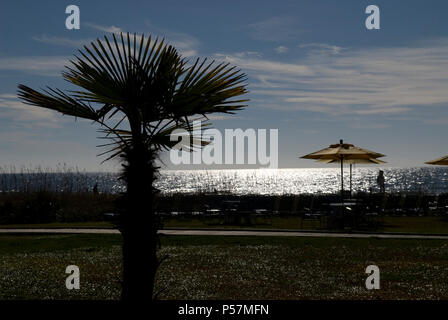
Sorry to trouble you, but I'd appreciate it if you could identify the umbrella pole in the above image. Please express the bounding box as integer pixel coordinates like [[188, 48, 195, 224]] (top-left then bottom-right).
[[340, 155, 344, 221], [340, 154, 344, 197], [350, 163, 352, 198]]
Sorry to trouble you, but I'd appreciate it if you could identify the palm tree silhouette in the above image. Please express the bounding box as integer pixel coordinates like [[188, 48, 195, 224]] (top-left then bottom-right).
[[17, 33, 248, 302]]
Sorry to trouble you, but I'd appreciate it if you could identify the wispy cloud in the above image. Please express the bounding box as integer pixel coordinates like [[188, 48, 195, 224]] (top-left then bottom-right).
[[0, 94, 61, 128], [12, 22, 200, 78], [84, 22, 123, 34], [214, 52, 314, 77], [349, 122, 391, 129], [217, 39, 448, 116], [0, 56, 68, 76], [246, 17, 302, 41], [299, 43, 344, 56], [275, 46, 289, 54], [205, 115, 234, 121], [33, 35, 93, 48], [85, 22, 200, 57]]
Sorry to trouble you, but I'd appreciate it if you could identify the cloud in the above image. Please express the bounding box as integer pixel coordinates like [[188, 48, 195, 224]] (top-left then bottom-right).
[[275, 46, 289, 54], [33, 35, 93, 48], [246, 17, 301, 41], [204, 115, 234, 121], [214, 53, 314, 77], [0, 94, 61, 128], [218, 39, 448, 117], [349, 123, 390, 129], [15, 22, 200, 78], [422, 117, 448, 125], [0, 56, 68, 76], [85, 22, 200, 57], [159, 31, 200, 58], [299, 43, 344, 56], [84, 22, 123, 34]]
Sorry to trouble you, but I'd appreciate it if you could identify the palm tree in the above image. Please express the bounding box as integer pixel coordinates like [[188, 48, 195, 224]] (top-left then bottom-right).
[[17, 32, 248, 302]]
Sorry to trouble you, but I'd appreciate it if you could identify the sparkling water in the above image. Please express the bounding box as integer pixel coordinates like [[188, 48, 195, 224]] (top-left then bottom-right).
[[1, 167, 448, 195]]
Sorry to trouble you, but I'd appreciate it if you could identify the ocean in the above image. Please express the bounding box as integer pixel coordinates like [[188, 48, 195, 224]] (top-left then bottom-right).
[[1, 167, 448, 195]]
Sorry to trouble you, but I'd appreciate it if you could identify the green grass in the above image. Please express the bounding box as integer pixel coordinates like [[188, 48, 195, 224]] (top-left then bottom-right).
[[0, 234, 121, 255], [2, 216, 448, 235], [162, 215, 448, 234], [381, 216, 448, 234], [163, 215, 304, 230], [0, 234, 122, 300], [1, 234, 448, 300], [156, 235, 448, 300], [0, 221, 114, 229], [159, 234, 448, 248]]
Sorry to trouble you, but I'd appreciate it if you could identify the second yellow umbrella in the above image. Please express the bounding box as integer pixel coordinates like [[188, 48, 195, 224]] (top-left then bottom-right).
[[301, 139, 386, 195]]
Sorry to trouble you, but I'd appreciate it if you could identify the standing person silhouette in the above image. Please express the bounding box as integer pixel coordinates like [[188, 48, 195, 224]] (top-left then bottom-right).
[[377, 170, 385, 193], [93, 183, 99, 195]]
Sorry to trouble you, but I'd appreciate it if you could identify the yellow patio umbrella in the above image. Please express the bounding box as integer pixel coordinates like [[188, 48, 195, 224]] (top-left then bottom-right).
[[425, 155, 448, 165], [301, 139, 386, 196]]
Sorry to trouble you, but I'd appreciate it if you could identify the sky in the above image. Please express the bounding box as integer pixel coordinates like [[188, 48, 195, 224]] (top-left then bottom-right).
[[1, 0, 448, 171]]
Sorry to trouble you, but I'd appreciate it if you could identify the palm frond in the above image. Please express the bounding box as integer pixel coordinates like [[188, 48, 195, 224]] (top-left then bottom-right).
[[17, 85, 99, 120], [17, 32, 249, 163], [170, 59, 249, 117]]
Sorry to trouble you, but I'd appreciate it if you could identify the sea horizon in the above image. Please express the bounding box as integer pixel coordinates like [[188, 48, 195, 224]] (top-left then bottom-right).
[[1, 166, 447, 195]]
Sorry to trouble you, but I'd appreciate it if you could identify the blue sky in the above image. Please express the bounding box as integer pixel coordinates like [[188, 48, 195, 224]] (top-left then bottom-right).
[[1, 0, 448, 171]]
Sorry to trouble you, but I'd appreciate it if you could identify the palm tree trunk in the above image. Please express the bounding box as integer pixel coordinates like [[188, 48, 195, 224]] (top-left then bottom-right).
[[119, 138, 159, 303], [121, 221, 158, 302]]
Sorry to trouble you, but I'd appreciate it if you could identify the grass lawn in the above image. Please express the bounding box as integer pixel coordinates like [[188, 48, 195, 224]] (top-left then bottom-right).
[[381, 216, 448, 234], [0, 234, 122, 300], [162, 215, 448, 234], [1, 234, 448, 299], [2, 216, 448, 235], [0, 221, 114, 229]]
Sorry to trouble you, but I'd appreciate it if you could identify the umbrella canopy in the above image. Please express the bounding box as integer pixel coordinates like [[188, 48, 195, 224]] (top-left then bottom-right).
[[301, 139, 385, 195], [425, 155, 448, 165], [302, 142, 384, 161], [317, 158, 386, 165]]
